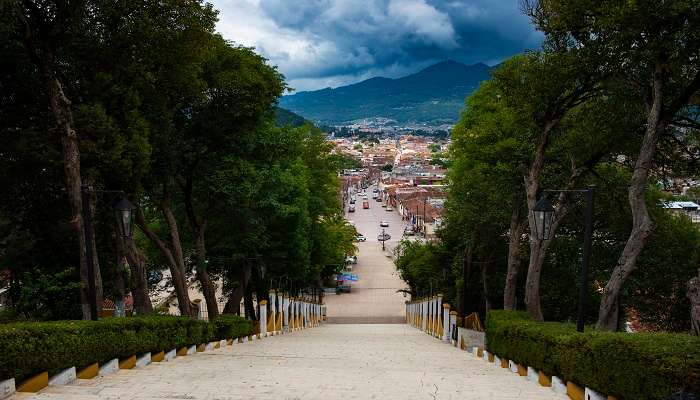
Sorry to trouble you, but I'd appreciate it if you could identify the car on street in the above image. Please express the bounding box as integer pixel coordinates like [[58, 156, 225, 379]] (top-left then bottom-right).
[[349, 198, 355, 204], [386, 207, 393, 212], [379, 220, 389, 227], [381, 203, 387, 208], [348, 205, 355, 212], [376, 197, 382, 202], [403, 227, 415, 236], [363, 201, 370, 209], [345, 255, 357, 264], [356, 234, 366, 242], [377, 232, 391, 241], [336, 285, 352, 294]]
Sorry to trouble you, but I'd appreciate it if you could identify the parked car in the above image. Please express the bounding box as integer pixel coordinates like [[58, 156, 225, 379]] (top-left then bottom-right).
[[336, 285, 352, 294], [403, 227, 415, 236], [363, 201, 370, 209], [386, 207, 393, 212], [345, 255, 357, 264], [375, 197, 382, 202], [381, 203, 387, 208], [348, 205, 355, 212], [356, 234, 366, 242], [349, 198, 355, 204], [380, 220, 389, 227], [377, 232, 391, 241]]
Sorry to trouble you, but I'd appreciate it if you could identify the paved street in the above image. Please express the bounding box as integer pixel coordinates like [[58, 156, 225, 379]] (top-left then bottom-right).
[[16, 325, 566, 400], [324, 187, 409, 323]]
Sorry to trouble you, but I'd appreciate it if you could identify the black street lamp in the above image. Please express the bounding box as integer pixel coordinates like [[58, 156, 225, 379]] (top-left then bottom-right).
[[532, 197, 555, 241], [531, 186, 595, 332], [381, 228, 386, 251], [114, 197, 136, 238], [81, 186, 135, 321]]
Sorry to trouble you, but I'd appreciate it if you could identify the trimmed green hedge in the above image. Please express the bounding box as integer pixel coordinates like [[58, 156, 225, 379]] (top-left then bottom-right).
[[0, 315, 253, 383], [212, 314, 253, 340], [486, 310, 700, 400]]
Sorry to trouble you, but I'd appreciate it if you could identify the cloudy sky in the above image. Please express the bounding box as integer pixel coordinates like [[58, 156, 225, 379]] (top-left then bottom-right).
[[210, 0, 542, 92]]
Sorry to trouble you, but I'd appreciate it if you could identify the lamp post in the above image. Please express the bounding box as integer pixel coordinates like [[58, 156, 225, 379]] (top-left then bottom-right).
[[531, 186, 594, 332], [81, 186, 135, 321], [380, 228, 387, 251]]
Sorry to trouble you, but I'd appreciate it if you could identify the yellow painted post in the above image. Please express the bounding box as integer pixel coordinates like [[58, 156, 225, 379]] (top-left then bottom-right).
[[566, 382, 585, 400], [77, 363, 99, 379], [16, 372, 48, 393], [119, 355, 136, 369], [151, 351, 165, 362]]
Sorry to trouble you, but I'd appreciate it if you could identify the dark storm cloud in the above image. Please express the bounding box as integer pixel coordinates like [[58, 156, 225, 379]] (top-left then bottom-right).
[[212, 0, 541, 90]]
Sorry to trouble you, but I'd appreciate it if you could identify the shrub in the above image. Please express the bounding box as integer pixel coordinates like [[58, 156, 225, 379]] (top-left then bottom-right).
[[486, 310, 700, 399], [212, 314, 253, 339], [0, 315, 253, 383]]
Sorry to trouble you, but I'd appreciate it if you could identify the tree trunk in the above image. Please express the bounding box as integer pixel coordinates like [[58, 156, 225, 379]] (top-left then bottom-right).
[[460, 241, 472, 315], [524, 240, 549, 321], [183, 178, 219, 319], [523, 123, 553, 322], [244, 281, 256, 320], [20, 5, 99, 320], [503, 207, 524, 310], [47, 69, 102, 320], [688, 271, 700, 336], [160, 200, 193, 317], [124, 237, 153, 315], [195, 237, 219, 319], [223, 263, 251, 314], [523, 121, 588, 321], [135, 207, 191, 317], [114, 247, 126, 317], [596, 67, 666, 331]]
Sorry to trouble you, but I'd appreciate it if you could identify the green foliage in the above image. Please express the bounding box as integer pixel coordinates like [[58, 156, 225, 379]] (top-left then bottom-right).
[[275, 107, 311, 127], [0, 315, 253, 383], [395, 240, 452, 300], [14, 269, 82, 321], [333, 153, 362, 170], [486, 310, 700, 400], [212, 314, 253, 340], [380, 164, 393, 172]]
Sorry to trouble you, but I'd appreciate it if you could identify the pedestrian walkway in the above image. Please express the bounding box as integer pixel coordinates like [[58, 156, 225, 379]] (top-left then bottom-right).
[[15, 324, 566, 400]]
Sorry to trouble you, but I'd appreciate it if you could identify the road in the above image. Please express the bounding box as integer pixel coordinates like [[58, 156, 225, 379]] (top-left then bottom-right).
[[323, 186, 409, 323]]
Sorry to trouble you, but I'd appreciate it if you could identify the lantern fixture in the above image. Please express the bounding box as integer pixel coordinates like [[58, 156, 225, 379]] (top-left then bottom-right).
[[532, 197, 555, 241], [114, 196, 135, 239]]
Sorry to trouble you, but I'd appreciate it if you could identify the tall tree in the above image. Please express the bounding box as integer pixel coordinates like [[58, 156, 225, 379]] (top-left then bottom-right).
[[4, 0, 103, 318], [525, 0, 700, 330]]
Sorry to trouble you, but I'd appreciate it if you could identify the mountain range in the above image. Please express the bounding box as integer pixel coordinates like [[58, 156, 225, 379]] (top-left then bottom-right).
[[279, 60, 493, 126]]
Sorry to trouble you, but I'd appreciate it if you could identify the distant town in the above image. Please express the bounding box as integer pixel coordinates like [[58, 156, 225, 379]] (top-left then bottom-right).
[[332, 135, 448, 240]]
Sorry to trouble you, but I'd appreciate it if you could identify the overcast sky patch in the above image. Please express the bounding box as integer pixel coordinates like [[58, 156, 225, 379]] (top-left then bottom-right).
[[210, 0, 542, 91]]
